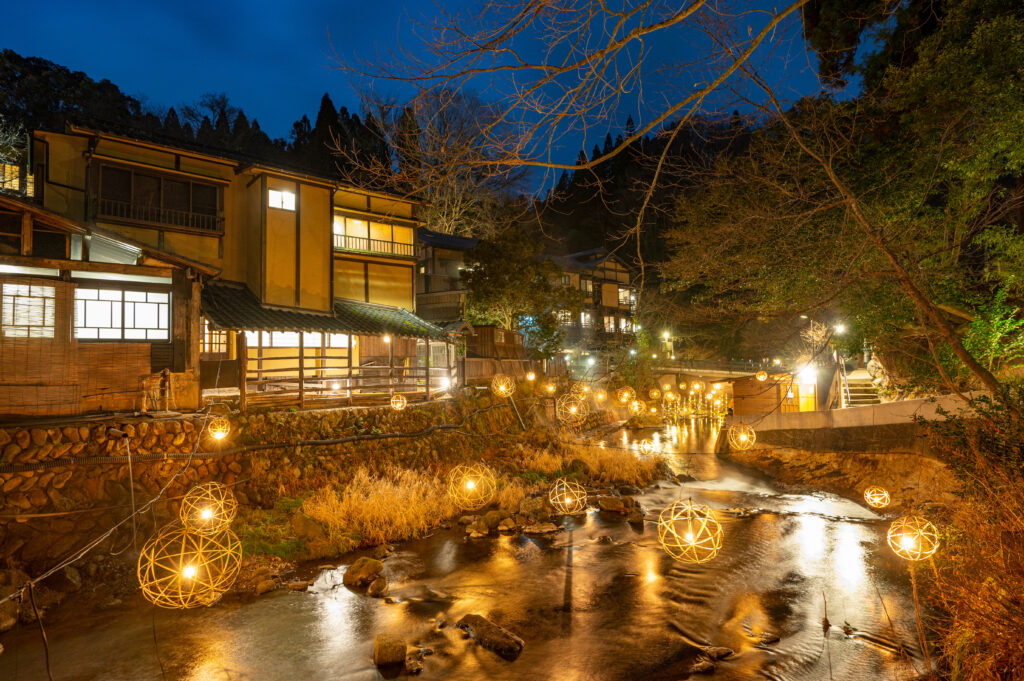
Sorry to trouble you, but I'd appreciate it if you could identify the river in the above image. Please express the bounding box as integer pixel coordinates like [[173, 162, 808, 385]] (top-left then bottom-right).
[[0, 418, 922, 680]]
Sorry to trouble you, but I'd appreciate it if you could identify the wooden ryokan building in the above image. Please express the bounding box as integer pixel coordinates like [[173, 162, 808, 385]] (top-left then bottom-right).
[[0, 125, 455, 418]]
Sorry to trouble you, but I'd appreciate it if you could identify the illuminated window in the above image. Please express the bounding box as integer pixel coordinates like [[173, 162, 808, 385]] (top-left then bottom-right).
[[560, 274, 572, 287], [618, 287, 631, 306], [580, 312, 592, 328], [619, 318, 632, 333], [268, 189, 296, 211], [581, 279, 593, 295], [604, 316, 616, 332], [1, 283, 55, 338], [201, 318, 229, 355], [556, 309, 571, 325], [74, 288, 169, 341]]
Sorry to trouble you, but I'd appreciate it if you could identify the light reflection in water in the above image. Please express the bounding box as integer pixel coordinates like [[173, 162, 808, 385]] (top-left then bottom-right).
[[834, 523, 867, 593]]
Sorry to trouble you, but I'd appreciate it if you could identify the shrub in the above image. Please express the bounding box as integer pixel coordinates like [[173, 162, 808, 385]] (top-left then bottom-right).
[[566, 442, 663, 485]]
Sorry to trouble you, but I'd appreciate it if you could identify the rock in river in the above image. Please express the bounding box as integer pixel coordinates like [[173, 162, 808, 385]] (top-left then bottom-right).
[[522, 523, 560, 535], [367, 575, 389, 598], [342, 557, 384, 588], [455, 614, 525, 661], [373, 634, 407, 667]]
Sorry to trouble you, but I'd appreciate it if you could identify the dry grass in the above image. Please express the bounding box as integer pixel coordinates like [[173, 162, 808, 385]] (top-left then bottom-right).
[[302, 466, 457, 547], [495, 476, 528, 510], [522, 447, 565, 475], [567, 443, 664, 486]]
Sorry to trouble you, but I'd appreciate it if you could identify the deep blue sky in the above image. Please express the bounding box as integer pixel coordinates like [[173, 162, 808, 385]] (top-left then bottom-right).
[[2, 1, 831, 165]]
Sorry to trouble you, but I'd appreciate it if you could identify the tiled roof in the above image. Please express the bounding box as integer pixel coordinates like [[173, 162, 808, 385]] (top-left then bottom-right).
[[417, 227, 477, 251], [201, 281, 448, 340]]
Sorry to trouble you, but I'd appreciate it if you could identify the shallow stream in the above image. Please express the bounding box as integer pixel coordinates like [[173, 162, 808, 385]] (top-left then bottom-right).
[[0, 419, 922, 680]]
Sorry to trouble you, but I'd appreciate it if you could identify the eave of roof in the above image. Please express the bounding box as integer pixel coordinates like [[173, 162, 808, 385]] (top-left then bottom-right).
[[0, 194, 220, 275], [201, 281, 448, 340]]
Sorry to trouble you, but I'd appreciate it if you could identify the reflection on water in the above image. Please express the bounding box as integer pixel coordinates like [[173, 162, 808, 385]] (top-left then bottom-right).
[[0, 419, 920, 681]]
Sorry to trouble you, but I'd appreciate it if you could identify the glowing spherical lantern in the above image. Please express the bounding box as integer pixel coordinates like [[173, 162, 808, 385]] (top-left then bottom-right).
[[594, 390, 607, 402], [491, 374, 516, 397], [556, 393, 590, 428], [692, 381, 703, 391], [755, 370, 769, 382], [208, 417, 231, 441], [446, 463, 497, 511], [617, 387, 636, 404], [678, 382, 687, 391], [390, 393, 408, 411], [549, 478, 587, 515], [545, 382, 557, 394], [137, 524, 242, 609], [658, 500, 723, 564], [887, 516, 939, 561], [863, 486, 891, 509], [649, 405, 659, 416], [526, 371, 536, 382], [570, 382, 591, 398], [180, 482, 238, 535], [637, 439, 655, 455], [727, 423, 756, 450], [649, 388, 661, 400], [628, 400, 646, 417]]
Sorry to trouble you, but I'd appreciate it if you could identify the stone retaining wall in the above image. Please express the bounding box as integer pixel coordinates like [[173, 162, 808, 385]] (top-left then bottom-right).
[[0, 391, 593, 571]]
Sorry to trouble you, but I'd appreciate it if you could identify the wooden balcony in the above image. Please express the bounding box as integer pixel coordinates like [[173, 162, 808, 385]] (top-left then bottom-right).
[[97, 198, 223, 233], [333, 233, 415, 257]]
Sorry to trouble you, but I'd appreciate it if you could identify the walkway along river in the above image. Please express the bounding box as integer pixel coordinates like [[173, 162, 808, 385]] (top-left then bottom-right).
[[0, 418, 922, 680]]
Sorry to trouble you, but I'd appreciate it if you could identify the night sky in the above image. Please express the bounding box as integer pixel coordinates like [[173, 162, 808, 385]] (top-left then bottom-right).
[[2, 1, 833, 166]]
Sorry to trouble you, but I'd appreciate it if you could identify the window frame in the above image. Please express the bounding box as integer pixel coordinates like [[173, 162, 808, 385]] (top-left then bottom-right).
[[72, 282, 172, 343], [96, 163, 224, 234], [1, 282, 56, 339]]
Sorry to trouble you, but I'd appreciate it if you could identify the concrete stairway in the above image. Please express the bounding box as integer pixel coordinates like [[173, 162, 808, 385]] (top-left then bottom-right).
[[846, 376, 881, 406]]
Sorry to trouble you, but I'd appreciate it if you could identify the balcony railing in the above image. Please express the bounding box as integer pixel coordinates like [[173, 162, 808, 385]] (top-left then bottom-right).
[[98, 198, 223, 233], [333, 234, 415, 257]]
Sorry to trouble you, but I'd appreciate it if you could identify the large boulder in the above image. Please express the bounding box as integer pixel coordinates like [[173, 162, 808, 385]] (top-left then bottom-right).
[[373, 634, 407, 667], [342, 557, 384, 588], [598, 497, 625, 513], [456, 614, 524, 661]]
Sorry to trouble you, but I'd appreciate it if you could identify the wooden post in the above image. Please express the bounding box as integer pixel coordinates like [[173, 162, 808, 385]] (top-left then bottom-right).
[[425, 339, 431, 401], [388, 336, 395, 399], [236, 332, 248, 413], [347, 333, 354, 406], [298, 332, 305, 410]]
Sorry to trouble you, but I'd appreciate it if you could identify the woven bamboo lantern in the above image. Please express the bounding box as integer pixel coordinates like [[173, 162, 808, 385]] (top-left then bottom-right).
[[138, 524, 242, 609], [691, 381, 703, 391], [727, 423, 756, 450], [617, 387, 636, 404], [556, 393, 589, 428], [664, 391, 677, 402], [180, 482, 238, 535], [648, 388, 661, 400], [887, 516, 939, 561], [649, 405, 659, 416], [208, 417, 231, 441], [570, 382, 591, 398], [390, 393, 408, 411], [755, 370, 769, 382], [491, 374, 516, 397], [549, 478, 587, 515], [545, 382, 557, 394], [446, 463, 497, 511], [678, 382, 687, 391], [863, 486, 891, 509], [658, 500, 723, 564], [594, 390, 607, 402], [628, 400, 646, 417], [637, 439, 655, 455], [526, 371, 536, 382]]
